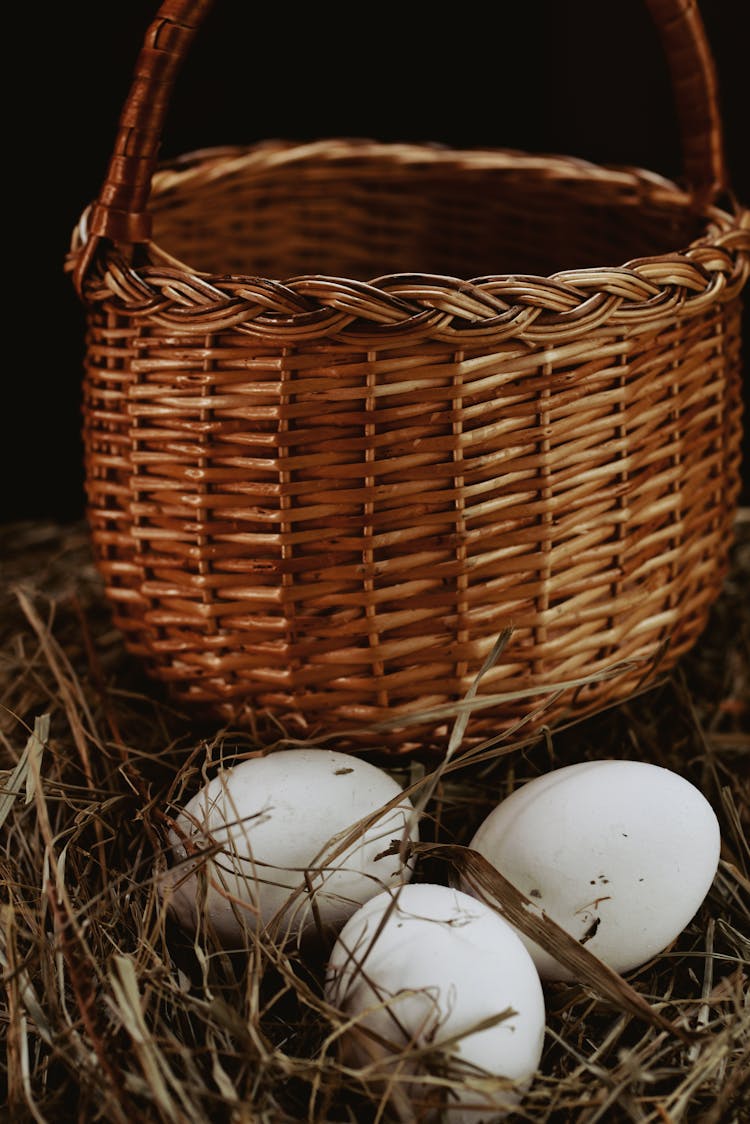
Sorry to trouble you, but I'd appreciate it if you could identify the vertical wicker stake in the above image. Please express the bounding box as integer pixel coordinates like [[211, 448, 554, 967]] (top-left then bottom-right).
[[69, 0, 750, 755]]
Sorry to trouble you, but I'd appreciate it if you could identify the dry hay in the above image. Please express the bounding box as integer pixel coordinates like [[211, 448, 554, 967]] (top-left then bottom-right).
[[1, 515, 748, 1123]]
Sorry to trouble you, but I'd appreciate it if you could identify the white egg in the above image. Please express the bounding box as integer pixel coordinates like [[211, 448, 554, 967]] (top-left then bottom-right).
[[465, 759, 721, 980], [160, 748, 418, 944], [325, 883, 546, 1122]]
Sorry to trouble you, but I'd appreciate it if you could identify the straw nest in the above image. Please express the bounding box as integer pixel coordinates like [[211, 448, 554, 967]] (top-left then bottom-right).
[[1, 514, 748, 1123]]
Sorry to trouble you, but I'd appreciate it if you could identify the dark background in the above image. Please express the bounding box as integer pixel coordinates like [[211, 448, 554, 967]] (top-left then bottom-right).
[[8, 1, 749, 525]]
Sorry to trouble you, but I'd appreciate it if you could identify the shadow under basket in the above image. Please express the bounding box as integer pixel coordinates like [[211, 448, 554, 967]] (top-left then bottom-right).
[[69, 1, 750, 754]]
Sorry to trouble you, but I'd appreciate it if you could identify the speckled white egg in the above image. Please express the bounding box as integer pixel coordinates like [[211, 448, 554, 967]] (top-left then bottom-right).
[[325, 883, 546, 1122], [465, 759, 721, 980], [160, 748, 418, 944]]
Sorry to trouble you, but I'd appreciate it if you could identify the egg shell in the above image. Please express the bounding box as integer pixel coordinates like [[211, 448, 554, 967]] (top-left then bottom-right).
[[325, 883, 546, 1122], [160, 748, 418, 944], [465, 759, 721, 979]]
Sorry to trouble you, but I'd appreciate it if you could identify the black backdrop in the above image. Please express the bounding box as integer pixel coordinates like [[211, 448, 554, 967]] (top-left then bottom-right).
[[9, 1, 748, 525]]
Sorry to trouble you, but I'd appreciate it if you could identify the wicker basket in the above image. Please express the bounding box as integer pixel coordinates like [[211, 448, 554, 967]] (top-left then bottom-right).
[[69, 0, 749, 754]]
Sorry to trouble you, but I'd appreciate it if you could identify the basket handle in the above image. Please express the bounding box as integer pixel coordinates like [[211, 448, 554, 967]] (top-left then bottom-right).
[[647, 0, 727, 198], [73, 0, 727, 287]]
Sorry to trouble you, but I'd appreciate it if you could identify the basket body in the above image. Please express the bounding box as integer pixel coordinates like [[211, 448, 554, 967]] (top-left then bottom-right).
[[77, 141, 748, 752]]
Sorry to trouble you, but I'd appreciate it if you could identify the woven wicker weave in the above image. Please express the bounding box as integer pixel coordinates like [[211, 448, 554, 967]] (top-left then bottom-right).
[[69, 0, 750, 753]]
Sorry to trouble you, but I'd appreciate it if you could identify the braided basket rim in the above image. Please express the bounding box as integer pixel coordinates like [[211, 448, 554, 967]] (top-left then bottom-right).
[[69, 139, 750, 347]]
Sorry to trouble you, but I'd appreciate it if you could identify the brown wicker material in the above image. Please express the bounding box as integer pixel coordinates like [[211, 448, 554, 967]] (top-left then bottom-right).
[[68, 0, 750, 753]]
